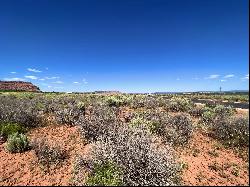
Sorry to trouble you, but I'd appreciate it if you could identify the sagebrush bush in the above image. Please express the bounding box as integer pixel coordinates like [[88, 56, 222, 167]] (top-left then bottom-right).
[[128, 110, 193, 146], [0, 96, 43, 127], [201, 107, 215, 124], [78, 105, 121, 143], [129, 95, 166, 109], [5, 133, 29, 153], [213, 105, 235, 119], [105, 95, 126, 107], [0, 122, 26, 141], [201, 105, 235, 127], [32, 139, 67, 168], [212, 116, 249, 147], [188, 105, 204, 117], [82, 124, 181, 186], [168, 97, 193, 112], [85, 161, 123, 186], [129, 110, 168, 135], [49, 97, 85, 126], [164, 114, 193, 146]]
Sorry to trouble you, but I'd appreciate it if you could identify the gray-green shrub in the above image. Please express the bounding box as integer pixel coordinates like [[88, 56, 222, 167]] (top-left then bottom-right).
[[32, 139, 67, 168], [212, 116, 249, 147], [83, 124, 181, 186], [5, 133, 29, 153]]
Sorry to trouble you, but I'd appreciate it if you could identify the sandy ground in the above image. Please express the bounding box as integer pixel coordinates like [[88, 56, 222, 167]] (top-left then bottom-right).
[[179, 132, 249, 186], [0, 125, 87, 186], [0, 109, 249, 186]]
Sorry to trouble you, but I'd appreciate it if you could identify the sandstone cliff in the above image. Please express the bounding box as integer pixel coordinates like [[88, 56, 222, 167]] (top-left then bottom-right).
[[0, 81, 41, 92]]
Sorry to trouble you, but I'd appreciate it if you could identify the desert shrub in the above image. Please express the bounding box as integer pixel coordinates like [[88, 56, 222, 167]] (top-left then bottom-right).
[[201, 107, 215, 124], [5, 133, 29, 153], [83, 124, 181, 186], [32, 139, 67, 168], [78, 105, 121, 143], [48, 97, 85, 126], [77, 101, 86, 110], [129, 95, 167, 109], [129, 95, 147, 109], [85, 161, 123, 186], [129, 110, 168, 135], [129, 116, 148, 127], [213, 105, 235, 119], [168, 97, 193, 112], [0, 122, 26, 141], [105, 95, 125, 107], [188, 106, 204, 117], [212, 116, 249, 148], [0, 96, 43, 127], [163, 114, 193, 146], [128, 111, 193, 146], [201, 105, 235, 126]]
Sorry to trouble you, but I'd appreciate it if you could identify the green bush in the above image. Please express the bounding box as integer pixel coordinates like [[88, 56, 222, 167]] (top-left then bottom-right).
[[129, 115, 163, 135], [86, 161, 123, 186], [168, 97, 193, 112], [201, 107, 215, 124], [77, 101, 86, 110], [0, 123, 26, 141], [213, 105, 235, 119], [105, 95, 129, 107], [201, 105, 235, 126], [5, 133, 29, 153]]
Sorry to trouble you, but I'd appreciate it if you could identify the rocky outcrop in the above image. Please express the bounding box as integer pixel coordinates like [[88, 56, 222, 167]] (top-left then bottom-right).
[[0, 81, 41, 92]]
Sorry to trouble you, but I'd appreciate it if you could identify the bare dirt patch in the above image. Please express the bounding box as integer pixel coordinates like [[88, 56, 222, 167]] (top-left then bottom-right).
[[236, 108, 249, 117], [0, 125, 87, 186], [179, 132, 249, 186]]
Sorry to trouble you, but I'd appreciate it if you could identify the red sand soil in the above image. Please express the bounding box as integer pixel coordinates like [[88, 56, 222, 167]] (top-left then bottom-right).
[[236, 108, 249, 117], [179, 131, 249, 186], [0, 125, 87, 186], [0, 111, 249, 186]]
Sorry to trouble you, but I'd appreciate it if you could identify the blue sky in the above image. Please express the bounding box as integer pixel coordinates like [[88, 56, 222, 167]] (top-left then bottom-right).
[[0, 0, 249, 93]]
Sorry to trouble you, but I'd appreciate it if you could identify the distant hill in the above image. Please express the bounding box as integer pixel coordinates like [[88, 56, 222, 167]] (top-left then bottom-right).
[[0, 81, 41, 92]]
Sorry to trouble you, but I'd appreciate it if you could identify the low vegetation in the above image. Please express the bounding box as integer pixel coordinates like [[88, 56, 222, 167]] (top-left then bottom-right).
[[5, 132, 29, 153], [32, 139, 67, 169], [0, 92, 248, 186]]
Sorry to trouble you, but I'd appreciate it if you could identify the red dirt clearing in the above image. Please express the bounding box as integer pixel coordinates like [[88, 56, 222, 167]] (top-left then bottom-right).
[[179, 132, 249, 186], [0, 125, 87, 186], [0, 122, 249, 186]]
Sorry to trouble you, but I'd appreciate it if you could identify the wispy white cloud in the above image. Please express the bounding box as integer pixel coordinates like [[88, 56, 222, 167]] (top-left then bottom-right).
[[224, 74, 235, 78], [45, 76, 60, 80], [241, 74, 249, 81], [82, 78, 88, 84], [25, 75, 38, 80], [52, 81, 63, 84], [4, 77, 25, 81], [39, 78, 45, 81], [205, 74, 220, 79], [45, 67, 49, 70], [176, 78, 180, 81], [48, 86, 52, 88], [10, 72, 17, 74], [220, 80, 227, 82], [73, 81, 80, 84], [27, 68, 42, 73]]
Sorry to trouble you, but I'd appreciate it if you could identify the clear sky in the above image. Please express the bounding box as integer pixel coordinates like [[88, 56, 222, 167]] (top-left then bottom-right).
[[0, 0, 249, 93]]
